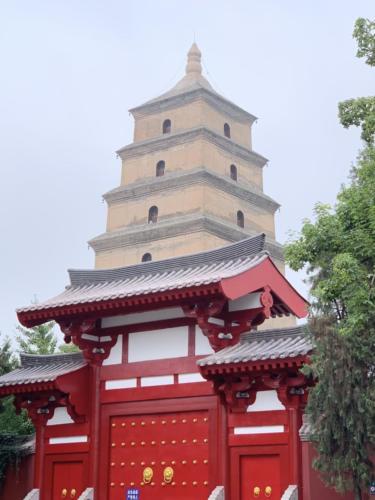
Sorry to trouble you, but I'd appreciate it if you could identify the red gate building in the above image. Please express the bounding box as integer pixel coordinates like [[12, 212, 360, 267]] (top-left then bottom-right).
[[0, 44, 357, 499]]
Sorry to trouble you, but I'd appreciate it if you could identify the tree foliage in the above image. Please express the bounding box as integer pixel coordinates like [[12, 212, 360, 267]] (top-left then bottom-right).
[[338, 18, 375, 146], [0, 336, 33, 484], [0, 337, 17, 376], [286, 18, 375, 500], [17, 322, 57, 355], [353, 17, 375, 66]]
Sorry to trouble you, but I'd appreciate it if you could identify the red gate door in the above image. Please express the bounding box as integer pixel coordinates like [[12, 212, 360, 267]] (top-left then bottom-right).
[[240, 454, 281, 500], [44, 454, 88, 500], [109, 410, 210, 500]]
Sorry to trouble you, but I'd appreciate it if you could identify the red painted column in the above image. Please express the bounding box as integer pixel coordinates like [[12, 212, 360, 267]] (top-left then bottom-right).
[[288, 405, 302, 486], [34, 423, 45, 489], [277, 386, 304, 492], [89, 364, 101, 496]]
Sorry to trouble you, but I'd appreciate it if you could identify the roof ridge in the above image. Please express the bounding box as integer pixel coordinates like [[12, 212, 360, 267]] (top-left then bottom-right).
[[20, 351, 84, 367], [240, 325, 309, 344]]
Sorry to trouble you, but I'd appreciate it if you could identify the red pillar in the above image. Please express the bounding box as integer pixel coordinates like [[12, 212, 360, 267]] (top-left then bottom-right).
[[288, 405, 302, 487], [89, 364, 101, 494], [34, 423, 45, 489], [277, 386, 304, 493]]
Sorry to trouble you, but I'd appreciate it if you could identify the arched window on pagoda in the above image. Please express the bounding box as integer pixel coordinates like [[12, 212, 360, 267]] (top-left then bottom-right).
[[162, 119, 171, 134], [230, 164, 238, 181], [142, 253, 152, 262], [237, 210, 244, 228], [224, 123, 231, 138], [156, 160, 165, 177], [148, 206, 158, 224]]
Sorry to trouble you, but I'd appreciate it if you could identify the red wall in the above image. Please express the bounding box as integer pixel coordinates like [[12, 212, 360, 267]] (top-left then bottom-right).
[[302, 442, 358, 500], [0, 453, 34, 500]]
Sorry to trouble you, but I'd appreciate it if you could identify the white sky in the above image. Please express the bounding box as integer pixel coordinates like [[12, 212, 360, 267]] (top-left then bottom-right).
[[0, 1, 374, 341]]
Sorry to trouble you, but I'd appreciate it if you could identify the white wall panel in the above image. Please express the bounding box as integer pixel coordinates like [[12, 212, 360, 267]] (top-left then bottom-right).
[[102, 308, 184, 328], [178, 372, 206, 383], [103, 335, 123, 366], [246, 390, 285, 412], [47, 407, 74, 426], [228, 293, 261, 312], [140, 375, 174, 387], [49, 435, 88, 444], [195, 326, 214, 355], [105, 378, 137, 390], [128, 326, 188, 362], [234, 425, 284, 435]]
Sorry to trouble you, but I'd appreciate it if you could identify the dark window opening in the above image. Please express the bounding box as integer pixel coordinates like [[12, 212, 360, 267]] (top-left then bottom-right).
[[224, 123, 231, 138], [237, 210, 244, 228], [142, 253, 152, 262], [230, 164, 237, 181], [156, 160, 165, 177], [162, 119, 171, 134], [148, 206, 158, 224]]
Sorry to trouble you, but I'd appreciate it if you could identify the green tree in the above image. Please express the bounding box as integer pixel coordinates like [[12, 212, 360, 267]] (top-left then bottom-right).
[[58, 342, 80, 354], [17, 322, 57, 355], [0, 336, 33, 484], [285, 18, 375, 500], [338, 18, 375, 146], [0, 336, 17, 376]]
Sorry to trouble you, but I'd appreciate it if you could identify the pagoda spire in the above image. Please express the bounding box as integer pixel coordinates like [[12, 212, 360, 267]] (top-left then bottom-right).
[[186, 42, 202, 76]]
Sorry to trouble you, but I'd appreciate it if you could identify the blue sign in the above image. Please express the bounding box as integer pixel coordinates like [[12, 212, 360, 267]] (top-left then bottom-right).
[[126, 488, 139, 500], [370, 481, 375, 495]]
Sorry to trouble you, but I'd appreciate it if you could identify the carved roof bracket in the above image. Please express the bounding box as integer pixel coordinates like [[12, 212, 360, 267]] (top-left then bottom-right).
[[14, 390, 86, 427], [182, 288, 274, 351], [214, 377, 257, 413], [58, 318, 117, 366]]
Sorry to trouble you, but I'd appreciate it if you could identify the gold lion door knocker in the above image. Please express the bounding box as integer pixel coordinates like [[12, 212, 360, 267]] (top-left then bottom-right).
[[253, 486, 260, 497], [163, 466, 174, 484], [143, 466, 153, 484], [265, 485, 272, 497]]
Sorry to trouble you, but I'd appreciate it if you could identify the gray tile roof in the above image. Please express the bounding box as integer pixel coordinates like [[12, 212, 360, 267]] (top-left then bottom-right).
[[18, 234, 268, 313], [0, 352, 86, 388], [197, 325, 312, 367]]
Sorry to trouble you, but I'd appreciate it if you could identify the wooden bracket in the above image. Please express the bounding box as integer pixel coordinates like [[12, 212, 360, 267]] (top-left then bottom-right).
[[58, 318, 117, 365]]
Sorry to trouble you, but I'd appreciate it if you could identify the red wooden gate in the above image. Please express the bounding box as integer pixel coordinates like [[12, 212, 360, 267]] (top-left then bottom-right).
[[108, 410, 210, 499]]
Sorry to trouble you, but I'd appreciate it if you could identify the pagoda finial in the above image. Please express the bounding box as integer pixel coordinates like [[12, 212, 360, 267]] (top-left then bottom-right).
[[186, 42, 202, 75]]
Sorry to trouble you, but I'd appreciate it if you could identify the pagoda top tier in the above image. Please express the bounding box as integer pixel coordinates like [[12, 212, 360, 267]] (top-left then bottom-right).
[[130, 43, 256, 122]]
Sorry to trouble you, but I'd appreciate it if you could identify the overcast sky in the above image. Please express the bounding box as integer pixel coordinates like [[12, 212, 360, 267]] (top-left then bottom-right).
[[0, 1, 374, 343]]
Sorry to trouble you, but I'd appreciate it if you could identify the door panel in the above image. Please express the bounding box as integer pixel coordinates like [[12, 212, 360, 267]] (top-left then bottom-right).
[[44, 454, 88, 500], [109, 410, 210, 500], [52, 461, 84, 500], [241, 454, 281, 500]]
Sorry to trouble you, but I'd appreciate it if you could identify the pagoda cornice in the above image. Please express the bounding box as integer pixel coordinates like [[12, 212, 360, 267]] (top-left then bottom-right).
[[116, 127, 267, 167], [103, 168, 280, 213], [129, 87, 257, 124], [88, 213, 284, 261]]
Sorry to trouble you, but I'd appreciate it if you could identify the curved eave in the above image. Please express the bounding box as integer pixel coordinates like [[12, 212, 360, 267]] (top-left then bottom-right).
[[220, 257, 308, 318], [199, 354, 310, 377], [0, 381, 56, 396], [17, 256, 308, 328], [17, 283, 223, 328]]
